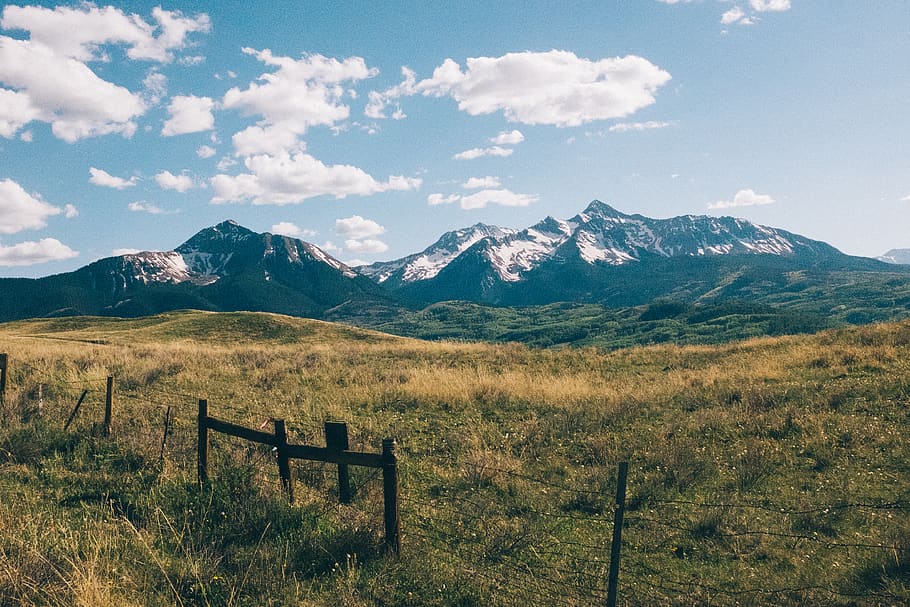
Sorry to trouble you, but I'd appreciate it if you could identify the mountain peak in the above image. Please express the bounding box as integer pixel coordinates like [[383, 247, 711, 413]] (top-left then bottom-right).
[[582, 200, 626, 218], [177, 220, 256, 254]]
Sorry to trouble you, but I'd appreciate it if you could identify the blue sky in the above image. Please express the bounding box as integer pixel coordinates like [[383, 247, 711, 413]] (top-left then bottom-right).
[[1, 1, 908, 277]]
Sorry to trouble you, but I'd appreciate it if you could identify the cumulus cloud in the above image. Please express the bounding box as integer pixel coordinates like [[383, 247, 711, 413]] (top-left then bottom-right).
[[64, 204, 78, 218], [0, 5, 210, 141], [707, 189, 775, 209], [231, 125, 302, 157], [490, 129, 525, 145], [210, 151, 421, 205], [162, 95, 214, 136], [222, 48, 377, 155], [900, 194, 910, 202], [462, 176, 501, 189], [0, 178, 64, 234], [335, 215, 387, 254], [0, 36, 143, 141], [427, 188, 538, 210], [271, 222, 317, 239], [453, 146, 513, 160], [0, 5, 210, 63], [155, 170, 195, 192], [335, 215, 385, 239], [609, 120, 672, 132], [0, 238, 78, 266], [89, 167, 138, 189], [196, 145, 216, 158], [415, 50, 670, 127]]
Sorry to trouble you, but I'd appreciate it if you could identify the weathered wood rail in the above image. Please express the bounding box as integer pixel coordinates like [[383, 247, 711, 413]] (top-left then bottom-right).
[[197, 399, 400, 554]]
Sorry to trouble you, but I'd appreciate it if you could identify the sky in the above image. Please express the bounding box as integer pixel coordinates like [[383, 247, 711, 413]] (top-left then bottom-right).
[[1, 1, 909, 277]]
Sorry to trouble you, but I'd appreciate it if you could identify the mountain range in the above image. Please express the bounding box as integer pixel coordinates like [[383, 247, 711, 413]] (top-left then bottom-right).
[[1, 201, 907, 333]]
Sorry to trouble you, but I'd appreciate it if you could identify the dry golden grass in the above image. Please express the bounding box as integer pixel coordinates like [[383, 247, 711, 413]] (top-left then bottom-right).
[[0, 311, 907, 605]]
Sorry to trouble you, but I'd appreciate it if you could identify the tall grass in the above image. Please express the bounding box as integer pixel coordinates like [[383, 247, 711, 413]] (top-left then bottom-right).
[[0, 311, 908, 605]]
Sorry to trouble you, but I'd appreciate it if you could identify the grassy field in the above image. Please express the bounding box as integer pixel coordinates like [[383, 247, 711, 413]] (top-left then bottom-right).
[[0, 310, 907, 606]]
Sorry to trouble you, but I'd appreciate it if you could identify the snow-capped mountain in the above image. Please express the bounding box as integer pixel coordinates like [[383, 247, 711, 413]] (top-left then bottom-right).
[[0, 221, 389, 321], [359, 223, 517, 286], [103, 220, 357, 289], [367, 200, 842, 286], [878, 249, 910, 265]]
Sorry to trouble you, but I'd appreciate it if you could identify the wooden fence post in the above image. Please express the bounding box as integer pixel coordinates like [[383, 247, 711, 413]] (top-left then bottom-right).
[[0, 353, 7, 411], [325, 421, 352, 504], [607, 461, 629, 607], [63, 389, 89, 431], [382, 438, 401, 556], [197, 399, 208, 483], [274, 419, 294, 503], [159, 405, 171, 463], [102, 376, 114, 436]]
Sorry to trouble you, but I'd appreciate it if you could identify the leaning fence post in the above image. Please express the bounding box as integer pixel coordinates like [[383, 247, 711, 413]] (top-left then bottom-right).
[[325, 421, 352, 504], [197, 399, 208, 483], [382, 438, 401, 556], [63, 389, 89, 431], [102, 376, 114, 436], [274, 419, 294, 503], [607, 461, 629, 607]]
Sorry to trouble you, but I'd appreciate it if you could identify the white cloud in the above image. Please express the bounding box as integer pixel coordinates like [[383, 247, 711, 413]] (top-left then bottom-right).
[[89, 167, 138, 189], [428, 188, 538, 210], [0, 5, 210, 63], [0, 178, 64, 234], [490, 129, 524, 145], [335, 215, 385, 239], [609, 120, 672, 132], [19, 129, 32, 142], [427, 193, 462, 206], [196, 145, 216, 158], [415, 50, 671, 127], [231, 125, 302, 157], [0, 6, 210, 141], [162, 95, 214, 136], [365, 66, 417, 119], [111, 248, 141, 256], [344, 238, 388, 254], [707, 188, 775, 209], [128, 201, 164, 214], [722, 7, 753, 25], [271, 222, 317, 239], [64, 204, 78, 218], [750, 0, 790, 11], [0, 238, 78, 266], [453, 146, 514, 160], [0, 36, 144, 142], [460, 188, 538, 210], [143, 71, 167, 105], [0, 88, 41, 138], [223, 48, 377, 154], [211, 151, 421, 205], [335, 215, 387, 254], [901, 194, 910, 202], [462, 176, 502, 189], [155, 170, 195, 192]]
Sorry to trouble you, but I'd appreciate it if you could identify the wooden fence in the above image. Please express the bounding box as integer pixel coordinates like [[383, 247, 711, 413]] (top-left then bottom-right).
[[197, 399, 401, 554]]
